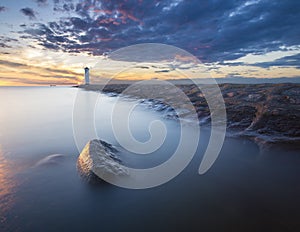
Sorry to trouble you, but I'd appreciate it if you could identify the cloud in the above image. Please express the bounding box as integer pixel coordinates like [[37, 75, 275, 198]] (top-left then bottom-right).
[[0, 76, 76, 85], [0, 60, 28, 68], [0, 36, 18, 49], [224, 73, 244, 78], [0, 36, 18, 42], [155, 69, 171, 73], [136, 66, 150, 69], [0, 60, 27, 68], [20, 8, 36, 20], [33, 0, 48, 7], [0, 6, 7, 12], [0, 58, 82, 85], [251, 53, 300, 68], [0, 43, 11, 48], [0, 59, 80, 76], [18, 0, 300, 67]]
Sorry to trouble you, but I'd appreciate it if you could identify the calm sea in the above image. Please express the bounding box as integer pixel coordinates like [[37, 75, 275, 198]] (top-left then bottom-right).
[[0, 87, 299, 232]]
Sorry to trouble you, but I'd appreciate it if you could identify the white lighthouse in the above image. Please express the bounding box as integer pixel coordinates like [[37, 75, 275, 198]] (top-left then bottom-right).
[[84, 67, 90, 85]]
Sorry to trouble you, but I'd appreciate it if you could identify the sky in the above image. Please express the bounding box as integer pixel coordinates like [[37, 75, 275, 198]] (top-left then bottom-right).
[[0, 0, 299, 85]]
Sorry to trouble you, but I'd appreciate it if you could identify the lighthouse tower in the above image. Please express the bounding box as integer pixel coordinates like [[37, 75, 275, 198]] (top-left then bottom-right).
[[84, 67, 90, 85]]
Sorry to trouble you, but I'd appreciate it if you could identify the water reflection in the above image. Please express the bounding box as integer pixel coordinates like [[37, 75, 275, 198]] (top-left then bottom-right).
[[0, 146, 18, 224]]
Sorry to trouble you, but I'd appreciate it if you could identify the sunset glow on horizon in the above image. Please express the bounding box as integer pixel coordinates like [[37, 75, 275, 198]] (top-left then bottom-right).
[[0, 0, 299, 85]]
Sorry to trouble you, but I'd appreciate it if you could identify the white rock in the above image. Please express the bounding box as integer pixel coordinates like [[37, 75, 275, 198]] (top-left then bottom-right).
[[77, 140, 129, 182]]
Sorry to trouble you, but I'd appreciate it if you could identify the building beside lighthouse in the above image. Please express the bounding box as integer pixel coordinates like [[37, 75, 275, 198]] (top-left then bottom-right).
[[84, 67, 90, 85]]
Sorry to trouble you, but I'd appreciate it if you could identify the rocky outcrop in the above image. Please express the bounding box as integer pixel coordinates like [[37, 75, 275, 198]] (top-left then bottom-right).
[[218, 84, 300, 148], [77, 139, 128, 183], [80, 83, 300, 148]]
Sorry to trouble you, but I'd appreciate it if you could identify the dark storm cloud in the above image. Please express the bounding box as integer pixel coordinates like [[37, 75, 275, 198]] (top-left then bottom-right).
[[207, 1, 300, 61], [20, 8, 36, 20], [20, 0, 300, 65]]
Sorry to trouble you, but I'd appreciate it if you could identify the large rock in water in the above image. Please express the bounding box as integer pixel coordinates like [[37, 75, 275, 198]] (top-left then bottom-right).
[[77, 139, 128, 183]]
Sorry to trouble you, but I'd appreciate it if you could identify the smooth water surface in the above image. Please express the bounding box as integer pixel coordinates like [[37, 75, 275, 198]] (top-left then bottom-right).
[[0, 87, 299, 232]]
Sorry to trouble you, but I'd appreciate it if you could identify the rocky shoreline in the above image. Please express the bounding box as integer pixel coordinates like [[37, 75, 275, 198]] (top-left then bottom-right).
[[77, 83, 300, 149]]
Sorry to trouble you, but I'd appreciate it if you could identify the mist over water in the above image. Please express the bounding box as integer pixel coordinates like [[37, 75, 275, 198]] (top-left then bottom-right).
[[0, 87, 299, 232]]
